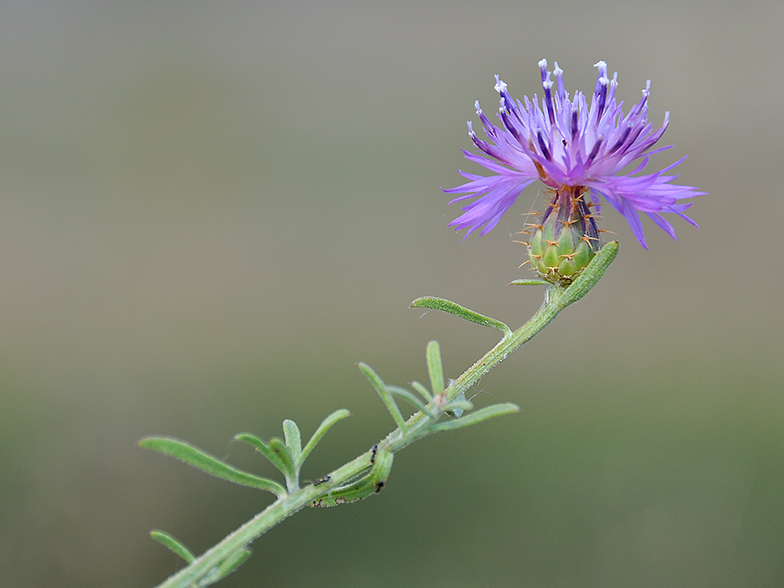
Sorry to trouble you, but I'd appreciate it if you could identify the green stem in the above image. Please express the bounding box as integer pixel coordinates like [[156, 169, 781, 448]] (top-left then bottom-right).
[[445, 279, 578, 401], [383, 240, 620, 450], [153, 452, 375, 588], [151, 241, 618, 588]]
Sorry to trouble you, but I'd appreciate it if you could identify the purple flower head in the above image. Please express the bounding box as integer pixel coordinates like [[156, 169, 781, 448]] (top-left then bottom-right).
[[444, 60, 704, 248]]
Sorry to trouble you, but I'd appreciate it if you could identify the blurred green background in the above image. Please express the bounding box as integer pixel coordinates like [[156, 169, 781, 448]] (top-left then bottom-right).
[[1, 1, 782, 586]]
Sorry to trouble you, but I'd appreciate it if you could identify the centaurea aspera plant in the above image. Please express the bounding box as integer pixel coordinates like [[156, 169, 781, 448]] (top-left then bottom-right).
[[445, 60, 704, 284], [141, 60, 701, 588]]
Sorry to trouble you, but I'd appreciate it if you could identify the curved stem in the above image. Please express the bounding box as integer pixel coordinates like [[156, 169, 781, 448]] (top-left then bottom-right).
[[151, 241, 618, 588], [448, 297, 560, 396], [154, 452, 375, 588], [384, 240, 619, 450]]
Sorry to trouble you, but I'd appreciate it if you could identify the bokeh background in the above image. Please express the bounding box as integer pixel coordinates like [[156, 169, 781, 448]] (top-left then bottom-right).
[[1, 1, 782, 586]]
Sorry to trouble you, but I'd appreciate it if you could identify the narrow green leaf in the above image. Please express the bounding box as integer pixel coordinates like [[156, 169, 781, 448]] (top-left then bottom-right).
[[556, 241, 619, 307], [386, 385, 437, 419], [299, 408, 351, 467], [150, 530, 195, 563], [410, 380, 433, 402], [282, 420, 302, 467], [358, 362, 407, 434], [429, 403, 520, 433], [233, 433, 289, 476], [139, 436, 287, 496], [410, 297, 511, 335], [508, 278, 549, 286], [426, 340, 445, 395], [267, 437, 296, 479]]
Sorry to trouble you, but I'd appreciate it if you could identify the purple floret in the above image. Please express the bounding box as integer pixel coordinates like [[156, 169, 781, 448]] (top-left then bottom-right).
[[445, 60, 704, 248]]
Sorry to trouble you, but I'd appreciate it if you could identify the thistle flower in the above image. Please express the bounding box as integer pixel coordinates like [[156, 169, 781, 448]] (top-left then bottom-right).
[[445, 60, 704, 282]]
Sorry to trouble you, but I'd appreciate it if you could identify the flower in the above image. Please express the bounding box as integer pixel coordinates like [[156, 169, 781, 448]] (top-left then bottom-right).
[[444, 60, 704, 250]]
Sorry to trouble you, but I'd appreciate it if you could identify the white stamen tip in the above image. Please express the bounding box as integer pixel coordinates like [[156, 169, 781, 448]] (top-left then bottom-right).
[[494, 76, 507, 94], [599, 76, 609, 87], [553, 61, 563, 76], [474, 100, 483, 114], [593, 60, 607, 70], [538, 58, 548, 69], [543, 80, 554, 90]]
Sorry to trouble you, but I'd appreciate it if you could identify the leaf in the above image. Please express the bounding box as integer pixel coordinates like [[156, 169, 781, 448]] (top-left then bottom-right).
[[410, 297, 511, 335], [428, 403, 520, 433], [555, 241, 620, 307], [299, 408, 351, 467], [282, 420, 302, 467], [233, 433, 289, 477], [385, 385, 437, 419], [267, 437, 296, 479], [150, 530, 195, 563], [139, 436, 287, 496], [426, 340, 445, 396], [508, 278, 549, 286], [410, 380, 433, 403], [358, 362, 407, 434]]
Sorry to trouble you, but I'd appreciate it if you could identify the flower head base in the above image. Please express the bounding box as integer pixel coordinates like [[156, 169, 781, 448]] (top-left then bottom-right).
[[527, 186, 601, 285], [445, 60, 704, 265]]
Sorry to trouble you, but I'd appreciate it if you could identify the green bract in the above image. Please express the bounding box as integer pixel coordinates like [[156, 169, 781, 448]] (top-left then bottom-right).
[[527, 187, 601, 285]]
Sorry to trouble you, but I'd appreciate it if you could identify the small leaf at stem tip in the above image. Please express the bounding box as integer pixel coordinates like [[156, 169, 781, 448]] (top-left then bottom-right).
[[299, 408, 351, 466], [149, 530, 195, 563], [426, 340, 445, 395], [428, 403, 520, 433], [508, 279, 550, 286], [282, 419, 302, 467], [358, 362, 407, 434], [139, 436, 287, 496], [410, 297, 511, 335]]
